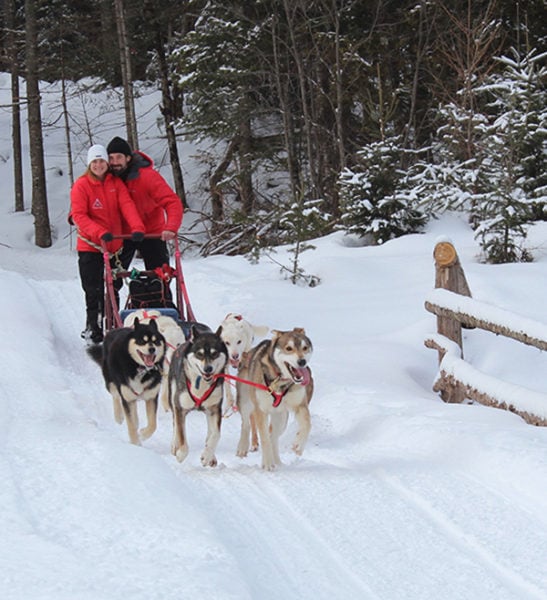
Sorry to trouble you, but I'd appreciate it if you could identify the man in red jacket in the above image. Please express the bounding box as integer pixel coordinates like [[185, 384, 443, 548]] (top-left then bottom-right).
[[106, 137, 183, 277]]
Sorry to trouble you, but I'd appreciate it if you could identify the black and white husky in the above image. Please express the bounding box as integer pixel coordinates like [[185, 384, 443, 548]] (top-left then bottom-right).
[[167, 326, 228, 467], [88, 318, 166, 445]]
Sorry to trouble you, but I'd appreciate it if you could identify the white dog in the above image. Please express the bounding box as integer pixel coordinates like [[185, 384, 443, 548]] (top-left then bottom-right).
[[217, 313, 268, 449], [217, 313, 269, 369], [123, 309, 186, 411]]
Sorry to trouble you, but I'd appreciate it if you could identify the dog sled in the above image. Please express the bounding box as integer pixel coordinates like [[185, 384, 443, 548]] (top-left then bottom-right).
[[101, 234, 196, 335]]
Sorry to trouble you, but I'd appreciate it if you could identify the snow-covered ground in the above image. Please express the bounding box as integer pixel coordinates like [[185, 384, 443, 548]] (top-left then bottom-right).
[[0, 76, 546, 600]]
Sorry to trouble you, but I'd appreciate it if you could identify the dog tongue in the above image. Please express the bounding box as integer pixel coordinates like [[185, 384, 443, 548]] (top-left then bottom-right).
[[143, 353, 156, 368], [296, 366, 311, 386]]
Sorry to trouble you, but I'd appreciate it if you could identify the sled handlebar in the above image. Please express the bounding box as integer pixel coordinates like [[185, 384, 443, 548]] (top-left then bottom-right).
[[100, 234, 180, 252]]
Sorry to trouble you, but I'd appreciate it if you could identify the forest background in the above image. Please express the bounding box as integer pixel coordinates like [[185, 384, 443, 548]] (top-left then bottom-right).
[[1, 0, 545, 269]]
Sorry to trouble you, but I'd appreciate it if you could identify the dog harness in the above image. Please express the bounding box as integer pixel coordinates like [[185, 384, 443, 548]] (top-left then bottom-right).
[[263, 374, 292, 407], [186, 377, 223, 408]]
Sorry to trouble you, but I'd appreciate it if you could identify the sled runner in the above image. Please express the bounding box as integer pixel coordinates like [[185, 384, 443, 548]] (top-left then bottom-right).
[[101, 235, 196, 334]]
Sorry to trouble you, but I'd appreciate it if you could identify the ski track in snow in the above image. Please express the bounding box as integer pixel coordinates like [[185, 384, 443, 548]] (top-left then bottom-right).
[[0, 266, 543, 600], [377, 470, 547, 600]]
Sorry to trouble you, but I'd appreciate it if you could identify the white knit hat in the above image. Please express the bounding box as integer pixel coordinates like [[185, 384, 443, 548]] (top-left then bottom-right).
[[86, 144, 109, 165]]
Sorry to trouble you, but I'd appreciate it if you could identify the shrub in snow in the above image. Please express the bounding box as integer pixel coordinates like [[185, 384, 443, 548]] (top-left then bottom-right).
[[338, 136, 428, 244]]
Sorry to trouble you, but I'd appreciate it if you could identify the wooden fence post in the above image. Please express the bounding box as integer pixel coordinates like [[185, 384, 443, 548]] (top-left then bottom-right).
[[433, 241, 472, 403]]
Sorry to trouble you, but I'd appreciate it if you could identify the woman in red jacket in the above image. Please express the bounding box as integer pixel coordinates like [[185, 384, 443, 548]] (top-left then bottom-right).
[[70, 144, 145, 344]]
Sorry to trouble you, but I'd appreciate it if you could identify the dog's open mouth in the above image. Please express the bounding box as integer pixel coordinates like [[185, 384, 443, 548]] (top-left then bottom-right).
[[199, 369, 215, 382], [286, 363, 311, 386], [138, 351, 157, 368], [229, 357, 240, 369]]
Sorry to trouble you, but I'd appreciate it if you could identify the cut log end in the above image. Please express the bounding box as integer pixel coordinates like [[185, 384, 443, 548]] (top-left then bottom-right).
[[434, 242, 457, 267]]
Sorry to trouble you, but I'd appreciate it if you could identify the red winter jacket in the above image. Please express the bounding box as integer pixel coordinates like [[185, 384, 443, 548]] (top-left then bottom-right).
[[120, 152, 183, 235], [70, 172, 145, 254]]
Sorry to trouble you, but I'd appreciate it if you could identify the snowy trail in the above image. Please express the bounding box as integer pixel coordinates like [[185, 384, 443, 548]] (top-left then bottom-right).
[[378, 470, 547, 599], [1, 258, 546, 599]]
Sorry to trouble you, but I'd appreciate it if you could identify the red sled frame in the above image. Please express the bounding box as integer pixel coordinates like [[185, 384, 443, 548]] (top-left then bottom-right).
[[101, 234, 196, 333]]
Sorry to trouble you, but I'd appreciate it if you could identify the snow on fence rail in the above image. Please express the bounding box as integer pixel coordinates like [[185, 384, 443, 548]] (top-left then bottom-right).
[[424, 240, 547, 427]]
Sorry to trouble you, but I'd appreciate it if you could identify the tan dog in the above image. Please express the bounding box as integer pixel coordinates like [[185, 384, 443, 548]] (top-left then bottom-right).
[[123, 309, 185, 411], [217, 313, 269, 449], [236, 328, 313, 470]]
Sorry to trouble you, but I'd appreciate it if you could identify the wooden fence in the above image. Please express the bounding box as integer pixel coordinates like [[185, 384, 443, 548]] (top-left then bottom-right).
[[424, 241, 547, 426]]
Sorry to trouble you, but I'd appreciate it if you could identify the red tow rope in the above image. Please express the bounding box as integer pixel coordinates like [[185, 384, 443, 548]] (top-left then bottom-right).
[[215, 373, 289, 407]]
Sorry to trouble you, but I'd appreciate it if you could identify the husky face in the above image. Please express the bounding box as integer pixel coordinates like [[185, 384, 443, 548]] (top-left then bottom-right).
[[127, 318, 166, 369], [186, 330, 228, 382], [272, 328, 313, 386]]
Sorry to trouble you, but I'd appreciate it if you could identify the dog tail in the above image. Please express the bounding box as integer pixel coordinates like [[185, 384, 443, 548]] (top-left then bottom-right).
[[86, 343, 103, 366]]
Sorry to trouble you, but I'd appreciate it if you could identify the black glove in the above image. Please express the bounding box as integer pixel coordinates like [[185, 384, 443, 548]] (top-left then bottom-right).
[[131, 231, 145, 242], [101, 232, 113, 242]]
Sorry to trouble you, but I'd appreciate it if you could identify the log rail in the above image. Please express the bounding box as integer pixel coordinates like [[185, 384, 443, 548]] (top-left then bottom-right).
[[424, 241, 547, 426]]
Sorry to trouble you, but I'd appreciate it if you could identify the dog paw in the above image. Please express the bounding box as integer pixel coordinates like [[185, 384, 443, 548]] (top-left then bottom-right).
[[201, 453, 217, 467], [236, 442, 249, 458], [262, 462, 277, 471], [292, 443, 304, 456], [173, 446, 188, 463]]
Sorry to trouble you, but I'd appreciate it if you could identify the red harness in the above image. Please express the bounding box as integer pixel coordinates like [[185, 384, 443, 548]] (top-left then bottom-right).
[[186, 377, 223, 408]]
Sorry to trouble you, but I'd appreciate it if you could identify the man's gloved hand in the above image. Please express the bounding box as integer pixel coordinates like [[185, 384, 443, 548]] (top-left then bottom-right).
[[131, 231, 145, 242], [101, 232, 114, 242], [161, 230, 177, 241]]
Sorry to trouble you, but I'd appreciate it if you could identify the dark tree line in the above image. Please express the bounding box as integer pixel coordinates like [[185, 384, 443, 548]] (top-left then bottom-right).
[[0, 0, 545, 260]]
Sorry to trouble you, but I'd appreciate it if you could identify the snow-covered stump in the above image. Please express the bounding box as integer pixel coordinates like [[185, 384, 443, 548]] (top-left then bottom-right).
[[424, 241, 547, 426]]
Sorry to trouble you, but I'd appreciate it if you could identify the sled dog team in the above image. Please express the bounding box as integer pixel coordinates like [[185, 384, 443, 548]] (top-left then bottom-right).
[[88, 312, 314, 471]]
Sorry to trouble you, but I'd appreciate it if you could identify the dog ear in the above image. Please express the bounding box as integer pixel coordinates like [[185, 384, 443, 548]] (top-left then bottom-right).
[[215, 325, 223, 336], [133, 317, 140, 327], [271, 329, 281, 342], [252, 325, 269, 338], [293, 327, 306, 335], [190, 324, 200, 341]]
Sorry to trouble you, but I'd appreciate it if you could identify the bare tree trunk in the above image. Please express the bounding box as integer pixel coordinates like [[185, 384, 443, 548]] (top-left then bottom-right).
[[60, 76, 75, 187], [282, 0, 318, 199], [238, 113, 255, 215], [403, 0, 427, 149], [113, 0, 138, 149], [155, 31, 187, 207], [209, 136, 240, 232], [5, 0, 24, 212], [331, 0, 346, 172], [271, 13, 301, 202], [25, 0, 51, 248]]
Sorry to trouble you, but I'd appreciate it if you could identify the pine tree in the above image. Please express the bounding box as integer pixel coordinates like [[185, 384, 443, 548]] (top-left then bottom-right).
[[429, 48, 545, 262], [472, 49, 546, 262], [338, 136, 428, 244]]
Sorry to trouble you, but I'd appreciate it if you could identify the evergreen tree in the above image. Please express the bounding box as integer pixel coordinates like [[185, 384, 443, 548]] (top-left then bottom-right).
[[480, 49, 546, 215], [472, 49, 546, 262], [338, 136, 428, 244], [431, 48, 545, 262]]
